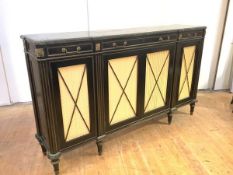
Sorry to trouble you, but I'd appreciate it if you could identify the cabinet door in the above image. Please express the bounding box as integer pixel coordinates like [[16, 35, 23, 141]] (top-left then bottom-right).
[[143, 45, 175, 116], [103, 44, 175, 131], [103, 50, 140, 130], [172, 39, 204, 107], [51, 56, 96, 149]]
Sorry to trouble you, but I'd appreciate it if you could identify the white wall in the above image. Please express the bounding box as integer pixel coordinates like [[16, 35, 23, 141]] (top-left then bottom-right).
[[215, 0, 233, 90], [0, 0, 88, 103], [0, 47, 10, 105], [0, 0, 229, 104], [88, 0, 228, 90]]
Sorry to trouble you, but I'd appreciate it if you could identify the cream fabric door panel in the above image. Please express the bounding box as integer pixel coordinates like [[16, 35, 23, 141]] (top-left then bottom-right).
[[144, 50, 170, 112], [58, 64, 90, 142], [178, 46, 196, 100], [108, 56, 138, 125]]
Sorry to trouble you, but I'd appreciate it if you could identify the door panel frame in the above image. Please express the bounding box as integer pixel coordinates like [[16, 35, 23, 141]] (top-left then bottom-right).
[[103, 49, 142, 132], [50, 56, 97, 150], [141, 44, 176, 118], [172, 39, 204, 108]]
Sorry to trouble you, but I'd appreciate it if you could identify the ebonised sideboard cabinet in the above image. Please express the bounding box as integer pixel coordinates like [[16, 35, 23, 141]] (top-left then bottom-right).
[[21, 25, 206, 174]]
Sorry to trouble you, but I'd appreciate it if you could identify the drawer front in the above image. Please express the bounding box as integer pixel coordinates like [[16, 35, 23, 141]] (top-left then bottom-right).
[[102, 33, 178, 50], [47, 43, 93, 57], [179, 30, 204, 40]]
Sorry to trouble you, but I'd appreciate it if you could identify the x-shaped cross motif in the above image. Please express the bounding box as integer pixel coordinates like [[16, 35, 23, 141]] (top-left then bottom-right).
[[179, 49, 195, 98], [144, 52, 169, 112], [58, 66, 90, 141], [108, 59, 137, 124]]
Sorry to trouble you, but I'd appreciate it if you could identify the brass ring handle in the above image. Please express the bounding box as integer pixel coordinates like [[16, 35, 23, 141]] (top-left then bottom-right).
[[123, 41, 127, 46], [179, 34, 182, 39], [61, 48, 67, 53], [112, 42, 117, 47], [159, 37, 163, 41], [77, 46, 81, 52]]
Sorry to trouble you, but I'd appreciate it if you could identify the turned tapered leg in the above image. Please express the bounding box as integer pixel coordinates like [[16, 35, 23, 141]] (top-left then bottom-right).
[[231, 96, 233, 113], [96, 135, 105, 156], [96, 140, 103, 156], [40, 145, 47, 156], [168, 112, 173, 125], [47, 152, 61, 175], [190, 102, 195, 115], [51, 159, 59, 175]]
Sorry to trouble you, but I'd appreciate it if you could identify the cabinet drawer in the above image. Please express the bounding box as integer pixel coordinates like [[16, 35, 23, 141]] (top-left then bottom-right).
[[179, 30, 204, 40], [47, 43, 93, 56], [102, 33, 178, 50]]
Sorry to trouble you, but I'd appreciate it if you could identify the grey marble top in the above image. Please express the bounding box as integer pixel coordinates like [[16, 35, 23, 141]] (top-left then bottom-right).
[[21, 25, 206, 44]]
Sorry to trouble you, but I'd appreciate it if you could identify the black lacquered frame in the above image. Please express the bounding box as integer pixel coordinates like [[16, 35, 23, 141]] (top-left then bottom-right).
[[50, 56, 97, 150], [21, 26, 206, 174], [171, 39, 204, 108]]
